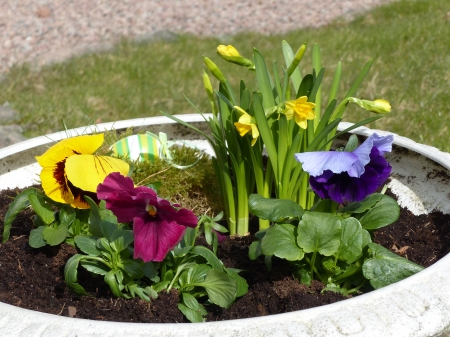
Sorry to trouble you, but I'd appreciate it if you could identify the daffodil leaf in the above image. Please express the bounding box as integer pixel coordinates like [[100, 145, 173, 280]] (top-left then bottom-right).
[[28, 193, 55, 225], [359, 194, 400, 230], [201, 270, 237, 308], [29, 226, 46, 248], [249, 194, 304, 222], [297, 74, 313, 98], [297, 212, 341, 256], [64, 254, 87, 296], [261, 224, 304, 261], [42, 223, 68, 246], [74, 235, 100, 256], [363, 243, 424, 289], [3, 187, 37, 242]]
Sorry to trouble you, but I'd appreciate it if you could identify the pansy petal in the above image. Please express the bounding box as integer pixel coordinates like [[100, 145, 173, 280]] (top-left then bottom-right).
[[371, 133, 394, 155], [133, 217, 186, 262], [295, 151, 358, 176], [40, 166, 74, 204], [157, 206, 199, 229], [97, 172, 136, 200], [65, 155, 129, 192]]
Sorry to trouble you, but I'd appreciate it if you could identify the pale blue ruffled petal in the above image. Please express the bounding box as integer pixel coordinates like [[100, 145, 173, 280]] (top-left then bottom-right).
[[295, 151, 358, 176], [372, 133, 394, 155]]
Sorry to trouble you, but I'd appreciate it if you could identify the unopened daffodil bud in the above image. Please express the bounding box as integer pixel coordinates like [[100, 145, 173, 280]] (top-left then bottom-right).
[[348, 97, 391, 114], [203, 70, 218, 115], [203, 56, 226, 83], [286, 42, 307, 77], [217, 45, 255, 70]]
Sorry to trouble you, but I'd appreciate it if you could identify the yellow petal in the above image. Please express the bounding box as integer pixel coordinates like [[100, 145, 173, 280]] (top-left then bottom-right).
[[65, 155, 130, 192], [234, 122, 252, 137], [36, 134, 104, 167], [40, 166, 74, 205]]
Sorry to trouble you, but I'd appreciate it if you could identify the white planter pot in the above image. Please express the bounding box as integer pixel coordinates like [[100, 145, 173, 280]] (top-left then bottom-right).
[[0, 115, 449, 337]]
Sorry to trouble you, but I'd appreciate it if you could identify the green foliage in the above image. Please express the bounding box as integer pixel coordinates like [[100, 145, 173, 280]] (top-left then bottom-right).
[[249, 192, 422, 294]]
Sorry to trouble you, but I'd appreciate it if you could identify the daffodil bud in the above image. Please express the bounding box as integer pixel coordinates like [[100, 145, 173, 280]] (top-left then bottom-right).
[[203, 56, 226, 83], [217, 45, 255, 70], [348, 98, 391, 114], [286, 43, 307, 77], [203, 70, 218, 115]]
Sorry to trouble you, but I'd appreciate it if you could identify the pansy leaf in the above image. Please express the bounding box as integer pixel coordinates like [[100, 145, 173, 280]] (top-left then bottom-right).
[[338, 193, 384, 214], [187, 264, 211, 284], [59, 205, 76, 226], [122, 260, 144, 279], [191, 246, 223, 271], [74, 235, 100, 256], [3, 187, 38, 242], [104, 270, 124, 298], [178, 301, 207, 323], [29, 226, 46, 248], [64, 254, 87, 296], [363, 243, 424, 289], [42, 223, 68, 246], [80, 259, 110, 275], [84, 196, 102, 237], [110, 229, 134, 252], [249, 194, 304, 222], [261, 224, 304, 261], [297, 212, 341, 256], [359, 194, 400, 230], [200, 269, 237, 308], [248, 240, 262, 260], [337, 217, 364, 263], [28, 193, 55, 225], [99, 220, 119, 241], [143, 262, 159, 281], [225, 268, 248, 297]]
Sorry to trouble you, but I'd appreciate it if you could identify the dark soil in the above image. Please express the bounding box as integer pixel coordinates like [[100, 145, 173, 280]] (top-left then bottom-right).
[[0, 187, 449, 323]]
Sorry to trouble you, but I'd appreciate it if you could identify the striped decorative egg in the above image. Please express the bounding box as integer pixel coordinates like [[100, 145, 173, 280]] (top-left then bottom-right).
[[111, 134, 160, 162]]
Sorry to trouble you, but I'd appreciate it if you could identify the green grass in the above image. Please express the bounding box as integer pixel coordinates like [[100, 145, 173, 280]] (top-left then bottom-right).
[[1, 0, 449, 150]]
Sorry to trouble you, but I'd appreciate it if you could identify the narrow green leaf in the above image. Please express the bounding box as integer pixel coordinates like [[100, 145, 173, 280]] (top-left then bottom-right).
[[261, 224, 304, 261], [254, 48, 276, 109], [110, 229, 134, 252], [104, 270, 124, 297], [297, 74, 313, 98], [84, 196, 102, 237], [282, 40, 302, 91], [363, 243, 424, 289], [28, 193, 55, 225], [80, 259, 110, 275], [64, 254, 87, 295], [345, 59, 373, 98], [74, 235, 100, 256], [328, 61, 342, 104]]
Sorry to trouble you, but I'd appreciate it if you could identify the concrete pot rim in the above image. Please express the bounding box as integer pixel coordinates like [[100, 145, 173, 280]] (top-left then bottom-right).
[[0, 115, 449, 337]]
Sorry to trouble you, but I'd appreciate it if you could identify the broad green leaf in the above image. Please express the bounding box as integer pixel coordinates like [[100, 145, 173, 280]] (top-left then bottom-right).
[[191, 246, 223, 271], [29, 226, 46, 248], [152, 281, 170, 292], [42, 223, 68, 246], [338, 193, 384, 214], [122, 260, 144, 279], [64, 254, 86, 295], [187, 264, 211, 284], [297, 212, 341, 256], [100, 220, 119, 240], [182, 292, 200, 310], [85, 196, 102, 237], [143, 262, 158, 281], [248, 240, 262, 260], [74, 235, 100, 256], [201, 269, 237, 308], [181, 226, 197, 248], [3, 188, 37, 242], [360, 195, 400, 230], [261, 224, 304, 261], [225, 269, 248, 297], [337, 218, 364, 262], [249, 194, 304, 222], [363, 243, 424, 289], [28, 193, 55, 225], [178, 303, 206, 323], [173, 246, 192, 257], [110, 229, 134, 252], [80, 259, 110, 275], [98, 200, 118, 223]]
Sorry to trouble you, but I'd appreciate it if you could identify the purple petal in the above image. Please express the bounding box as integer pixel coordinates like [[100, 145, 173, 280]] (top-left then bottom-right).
[[156, 205, 199, 229], [295, 151, 358, 176], [133, 216, 186, 262], [371, 133, 394, 155], [97, 172, 135, 200]]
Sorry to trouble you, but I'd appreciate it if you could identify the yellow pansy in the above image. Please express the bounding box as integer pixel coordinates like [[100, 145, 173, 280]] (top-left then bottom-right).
[[283, 96, 316, 129], [217, 45, 241, 57], [233, 106, 259, 146], [36, 134, 130, 209]]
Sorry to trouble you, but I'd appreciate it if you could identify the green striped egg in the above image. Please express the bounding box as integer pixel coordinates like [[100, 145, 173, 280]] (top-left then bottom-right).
[[111, 134, 160, 162]]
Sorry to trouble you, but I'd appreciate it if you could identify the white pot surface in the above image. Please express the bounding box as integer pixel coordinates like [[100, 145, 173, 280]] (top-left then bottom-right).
[[0, 115, 449, 337]]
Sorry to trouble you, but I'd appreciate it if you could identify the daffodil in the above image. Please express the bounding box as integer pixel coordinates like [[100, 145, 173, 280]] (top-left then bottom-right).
[[348, 97, 391, 114], [283, 96, 316, 129], [217, 45, 255, 70], [36, 134, 130, 209], [233, 106, 260, 146], [217, 45, 241, 57]]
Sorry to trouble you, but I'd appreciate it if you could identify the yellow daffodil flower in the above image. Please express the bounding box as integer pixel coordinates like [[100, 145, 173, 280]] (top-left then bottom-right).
[[348, 97, 391, 114], [283, 96, 316, 129], [217, 45, 241, 57], [36, 134, 130, 209], [233, 106, 259, 146]]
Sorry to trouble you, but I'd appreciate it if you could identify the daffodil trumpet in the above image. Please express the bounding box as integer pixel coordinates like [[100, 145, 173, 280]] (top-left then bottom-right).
[[36, 134, 130, 209]]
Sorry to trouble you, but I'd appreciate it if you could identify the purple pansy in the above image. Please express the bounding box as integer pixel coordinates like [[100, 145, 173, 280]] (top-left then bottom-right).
[[97, 172, 198, 262], [295, 133, 394, 204]]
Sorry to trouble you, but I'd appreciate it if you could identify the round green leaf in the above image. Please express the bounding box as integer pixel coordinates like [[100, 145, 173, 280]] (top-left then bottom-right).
[[261, 224, 304, 261], [360, 195, 400, 230]]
